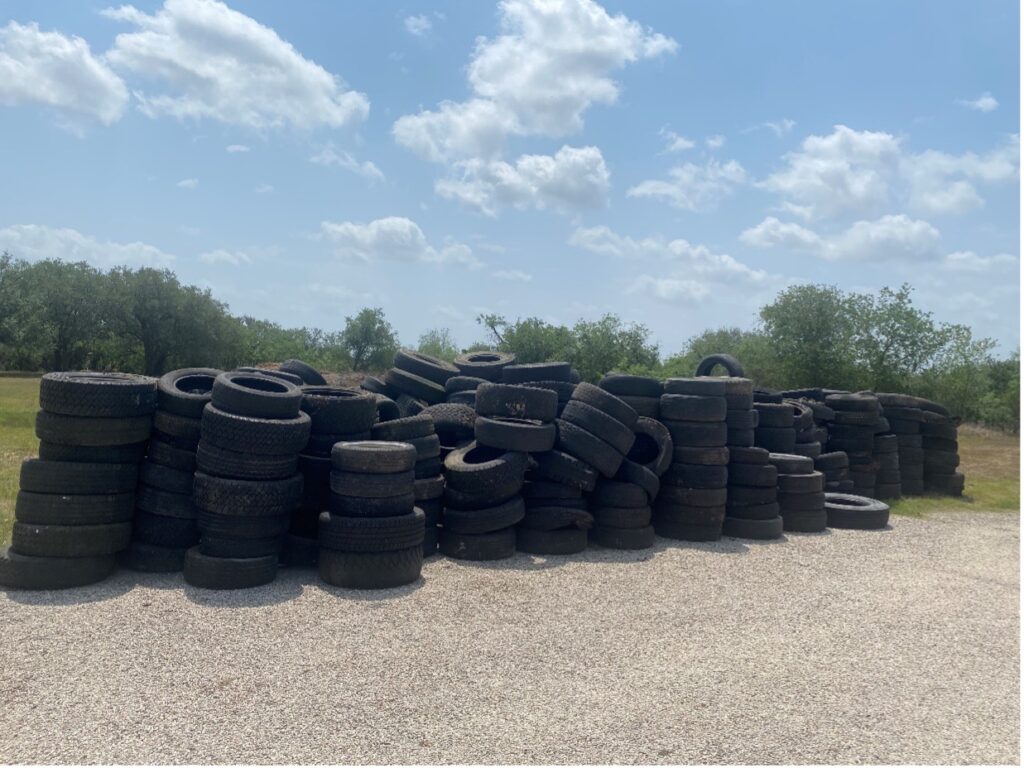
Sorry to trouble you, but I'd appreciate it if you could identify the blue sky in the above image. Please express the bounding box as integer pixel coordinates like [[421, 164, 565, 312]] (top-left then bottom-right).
[[0, 0, 1019, 354]]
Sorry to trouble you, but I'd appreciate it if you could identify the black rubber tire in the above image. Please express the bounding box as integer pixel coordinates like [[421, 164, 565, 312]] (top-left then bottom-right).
[[663, 377, 728, 397], [776, 491, 826, 511], [754, 403, 794, 428], [625, 418, 671, 476], [522, 480, 582, 500], [781, 509, 828, 533], [413, 475, 445, 501], [199, 534, 282, 559], [555, 419, 623, 478], [529, 449, 598, 492], [280, 359, 326, 386], [442, 497, 525, 535], [660, 395, 726, 423], [39, 371, 157, 418], [475, 416, 556, 453], [361, 375, 399, 399], [560, 400, 634, 454], [446, 393, 474, 408], [151, 410, 202, 449], [158, 368, 220, 418], [299, 387, 376, 434], [318, 545, 422, 588], [422, 403, 475, 435], [515, 526, 587, 555], [653, 518, 722, 542], [659, 486, 728, 507], [520, 506, 593, 531], [825, 393, 880, 413], [0, 546, 116, 589], [617, 395, 659, 419], [184, 547, 277, 589], [591, 480, 647, 507], [136, 461, 191, 494], [722, 515, 783, 539], [815, 452, 850, 470], [831, 411, 881, 427], [674, 445, 731, 466], [440, 527, 516, 560], [211, 372, 302, 419], [694, 354, 745, 377], [454, 351, 516, 381], [778, 472, 824, 493], [394, 349, 459, 385], [722, 463, 776, 487], [147, 439, 197, 472], [119, 542, 187, 573], [502, 362, 572, 384], [730, 430, 756, 451], [727, 446, 769, 464], [200, 404, 311, 456], [235, 367, 304, 387], [37, 440, 146, 464], [590, 524, 655, 550], [35, 410, 152, 447], [824, 493, 890, 529], [371, 413, 434, 441], [198, 511, 290, 539], [591, 505, 651, 529], [724, 500, 780, 520], [726, 410, 759, 429], [195, 441, 298, 480], [282, 534, 319, 568], [444, 376, 487, 395], [887, 418, 922, 435], [329, 492, 417, 518], [443, 442, 528, 497], [12, 520, 131, 557], [476, 383, 558, 421], [300, 430, 370, 457], [652, 502, 726, 526], [414, 456, 442, 479], [598, 374, 662, 398], [665, 420, 728, 448], [568, 383, 637, 428], [662, 463, 728, 489], [193, 472, 303, 515], [614, 459, 660, 501], [407, 434, 442, 460], [14, 491, 134, 525], [19, 458, 137, 495], [754, 427, 796, 453], [132, 511, 199, 547], [792, 442, 823, 459], [385, 368, 446, 404], [924, 472, 965, 495], [137, 485, 198, 519], [329, 469, 414, 499], [725, 394, 755, 411], [330, 441, 418, 474], [726, 485, 776, 505], [319, 509, 425, 552], [768, 453, 814, 474]]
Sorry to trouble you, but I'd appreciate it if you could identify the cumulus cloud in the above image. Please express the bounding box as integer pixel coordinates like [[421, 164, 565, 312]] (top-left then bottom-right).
[[102, 0, 369, 129], [705, 135, 725, 149], [320, 216, 481, 269], [404, 14, 432, 36], [435, 145, 610, 216], [659, 127, 695, 152], [942, 250, 1018, 273], [741, 214, 941, 262], [958, 92, 999, 112], [199, 248, 250, 265], [309, 145, 385, 182], [901, 134, 1019, 215], [627, 159, 746, 212], [0, 224, 175, 268], [0, 21, 128, 126]]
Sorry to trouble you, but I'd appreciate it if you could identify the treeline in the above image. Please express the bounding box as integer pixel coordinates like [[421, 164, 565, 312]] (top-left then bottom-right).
[[0, 253, 1017, 430]]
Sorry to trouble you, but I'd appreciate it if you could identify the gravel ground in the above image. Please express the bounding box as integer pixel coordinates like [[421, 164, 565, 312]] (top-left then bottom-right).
[[0, 511, 1018, 764]]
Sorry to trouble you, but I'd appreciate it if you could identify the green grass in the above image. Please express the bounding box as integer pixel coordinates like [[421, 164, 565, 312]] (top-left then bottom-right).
[[0, 377, 1018, 542]]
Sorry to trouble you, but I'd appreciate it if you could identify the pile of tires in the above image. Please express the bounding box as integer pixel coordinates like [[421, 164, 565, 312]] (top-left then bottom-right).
[[770, 453, 827, 532], [786, 400, 823, 458], [871, 431, 902, 501], [599, 372, 661, 419], [185, 372, 309, 590], [878, 394, 963, 496], [288, 386, 378, 568], [823, 392, 883, 498], [921, 413, 964, 496], [124, 368, 220, 572], [753, 401, 796, 454], [653, 378, 727, 541], [1, 372, 156, 589], [506, 361, 578, 417], [383, 349, 459, 415], [320, 442, 424, 588], [816, 451, 853, 493]]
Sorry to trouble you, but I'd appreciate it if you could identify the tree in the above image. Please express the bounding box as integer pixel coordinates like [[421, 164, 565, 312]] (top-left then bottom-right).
[[660, 327, 778, 385], [477, 314, 575, 364], [417, 328, 459, 361], [570, 314, 660, 382], [339, 307, 399, 372]]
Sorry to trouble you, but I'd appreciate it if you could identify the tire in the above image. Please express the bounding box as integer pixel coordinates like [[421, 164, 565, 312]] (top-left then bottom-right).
[[520, 506, 593, 531], [659, 486, 728, 506], [754, 403, 794, 428], [440, 528, 516, 560], [924, 472, 965, 495], [614, 459, 660, 501], [555, 419, 623, 477], [394, 349, 459, 385], [14, 491, 134, 525], [12, 521, 131, 557], [19, 458, 137, 495], [157, 368, 220, 418], [39, 371, 157, 418], [724, 500, 780, 520], [446, 391, 477, 407], [664, 377, 729, 397], [119, 542, 187, 573], [674, 446, 731, 466], [200, 404, 311, 456], [727, 429, 755, 447], [475, 416, 556, 453], [781, 509, 828, 533], [664, 420, 728, 448], [560, 401, 635, 454], [728, 446, 769, 464], [35, 411, 152, 447], [726, 409, 759, 429], [570, 383, 638, 429], [330, 492, 417, 518], [529, 449, 598, 492], [653, 518, 722, 542], [396, 394, 427, 419], [198, 511, 290, 539], [152, 410, 202, 449], [0, 546, 116, 590], [361, 375, 398, 399], [722, 515, 783, 539], [776, 491, 826, 511], [924, 450, 960, 470], [662, 463, 728, 489], [778, 472, 824, 493], [330, 441, 417, 474], [147, 439, 197, 472], [626, 417, 672, 476], [199, 535, 283, 559], [38, 440, 147, 464], [454, 351, 516, 381], [618, 395, 660, 419], [502, 362, 572, 384], [422, 403, 476, 436], [591, 505, 651, 529], [444, 376, 487, 395], [694, 354, 745, 377], [319, 509, 425, 552], [136, 485, 198, 519], [193, 472, 303, 515], [329, 470, 414, 499], [476, 383, 558, 421], [590, 525, 655, 550], [825, 393, 879, 412], [370, 413, 434, 441], [282, 534, 319, 568], [831, 411, 881, 427], [725, 393, 755, 410], [824, 493, 890, 529], [725, 485, 776, 505], [195, 442, 298, 480], [768, 453, 814, 474], [874, 435, 900, 453], [515, 526, 587, 555], [725, 463, 777, 487], [414, 457, 442, 479], [299, 387, 376, 434], [598, 374, 662, 398], [280, 359, 326, 386], [132, 511, 199, 547], [385, 368, 446, 404], [443, 441, 528, 496], [236, 367, 304, 387], [184, 548, 277, 590], [138, 461, 193, 494], [414, 475, 445, 501], [212, 372, 302, 419], [815, 452, 850, 470], [443, 497, 525, 534], [407, 434, 442, 461], [305, 431, 373, 458], [754, 427, 796, 453], [591, 480, 648, 507], [318, 545, 422, 588]]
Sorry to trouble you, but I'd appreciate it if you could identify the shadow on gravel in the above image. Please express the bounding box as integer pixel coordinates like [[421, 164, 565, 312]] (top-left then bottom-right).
[[3, 571, 136, 606], [183, 577, 304, 607], [316, 576, 426, 602]]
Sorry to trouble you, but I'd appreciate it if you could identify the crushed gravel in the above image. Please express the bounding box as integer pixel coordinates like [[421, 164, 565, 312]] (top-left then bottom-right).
[[0, 511, 1018, 764]]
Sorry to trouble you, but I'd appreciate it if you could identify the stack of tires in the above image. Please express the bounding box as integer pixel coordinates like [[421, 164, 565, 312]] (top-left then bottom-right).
[[599, 373, 662, 419], [816, 451, 853, 493], [288, 387, 378, 567], [871, 431, 902, 501], [320, 442, 424, 588], [876, 395, 926, 496], [384, 350, 458, 414], [653, 378, 727, 542], [505, 362, 577, 417], [786, 400, 822, 459], [445, 376, 485, 407], [824, 393, 882, 498], [770, 453, 827, 532], [1, 372, 156, 589], [125, 368, 220, 572], [186, 372, 309, 589], [422, 403, 476, 461], [921, 412, 964, 496], [446, 351, 516, 407], [753, 402, 796, 454]]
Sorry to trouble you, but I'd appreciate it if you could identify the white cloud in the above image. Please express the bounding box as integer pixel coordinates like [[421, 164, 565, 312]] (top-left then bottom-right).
[[492, 268, 533, 281], [176, 177, 198, 189], [741, 214, 941, 262], [0, 224, 175, 268], [436, 144, 610, 216], [254, 183, 274, 194], [103, 0, 369, 129], [901, 135, 1019, 215], [958, 92, 999, 112], [309, 145, 385, 182], [942, 250, 1017, 272], [0, 21, 128, 125], [225, 144, 249, 153], [761, 118, 796, 137], [320, 216, 482, 269], [627, 159, 746, 212], [393, 0, 676, 162], [404, 14, 432, 36], [199, 248, 250, 265], [659, 127, 694, 152], [705, 134, 725, 149]]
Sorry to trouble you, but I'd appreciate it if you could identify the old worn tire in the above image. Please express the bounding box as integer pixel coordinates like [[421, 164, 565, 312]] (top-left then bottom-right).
[[475, 416, 556, 453], [139, 461, 193, 494], [665, 420, 728, 448], [200, 404, 310, 456], [529, 449, 598, 492], [195, 442, 298, 480], [824, 493, 890, 529], [570, 383, 638, 429], [694, 354, 745, 378], [119, 542, 187, 573], [280, 359, 326, 386], [370, 413, 434, 441], [614, 459, 660, 501], [299, 387, 376, 434], [39, 371, 157, 418], [158, 368, 220, 418], [132, 511, 199, 547], [318, 545, 422, 589], [19, 458, 137, 495], [454, 351, 515, 381], [329, 469, 414, 499], [674, 445, 730, 466], [193, 472, 303, 515], [394, 349, 459, 385], [136, 485, 198, 519], [0, 547, 116, 589], [476, 383, 558, 421], [35, 411, 152, 447], [319, 509, 425, 552], [184, 547, 277, 589], [502, 362, 572, 384], [385, 368, 446, 404], [330, 441, 417, 474], [440, 527, 516, 560], [660, 395, 726, 422], [443, 497, 525, 535], [662, 463, 728, 489], [12, 521, 131, 557], [555, 419, 623, 478], [515, 526, 587, 555], [598, 374, 662, 398], [212, 372, 302, 419], [14, 491, 134, 525], [38, 440, 147, 464], [722, 515, 783, 539], [590, 525, 655, 550], [664, 377, 729, 397], [147, 439, 197, 472]]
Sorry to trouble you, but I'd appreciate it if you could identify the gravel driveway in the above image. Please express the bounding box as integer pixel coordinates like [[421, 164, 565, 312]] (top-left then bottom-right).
[[0, 511, 1018, 764]]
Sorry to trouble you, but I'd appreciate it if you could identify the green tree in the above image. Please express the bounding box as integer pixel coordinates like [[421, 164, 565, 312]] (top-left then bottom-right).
[[339, 307, 399, 372], [417, 328, 459, 361], [570, 314, 660, 382], [477, 314, 575, 364], [659, 327, 778, 385]]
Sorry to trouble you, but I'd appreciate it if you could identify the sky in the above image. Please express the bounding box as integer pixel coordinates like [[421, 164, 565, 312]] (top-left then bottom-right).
[[0, 0, 1019, 355]]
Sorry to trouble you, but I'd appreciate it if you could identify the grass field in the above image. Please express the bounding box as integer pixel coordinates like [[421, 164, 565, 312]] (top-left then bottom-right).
[[0, 376, 1018, 544]]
